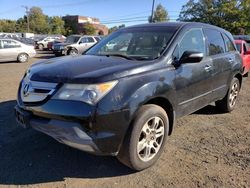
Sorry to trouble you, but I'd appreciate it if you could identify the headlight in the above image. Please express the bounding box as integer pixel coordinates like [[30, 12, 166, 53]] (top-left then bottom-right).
[[53, 80, 118, 105]]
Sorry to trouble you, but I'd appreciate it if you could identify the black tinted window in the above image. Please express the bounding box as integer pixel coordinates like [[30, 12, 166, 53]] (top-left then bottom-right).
[[223, 34, 236, 52], [87, 37, 95, 43], [94, 37, 101, 42], [204, 29, 225, 55]]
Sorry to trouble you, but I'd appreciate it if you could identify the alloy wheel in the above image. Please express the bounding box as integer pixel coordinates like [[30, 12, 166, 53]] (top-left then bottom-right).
[[137, 116, 165, 162]]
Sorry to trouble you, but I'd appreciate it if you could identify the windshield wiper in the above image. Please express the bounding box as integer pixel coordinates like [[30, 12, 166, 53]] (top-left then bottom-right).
[[105, 54, 135, 60]]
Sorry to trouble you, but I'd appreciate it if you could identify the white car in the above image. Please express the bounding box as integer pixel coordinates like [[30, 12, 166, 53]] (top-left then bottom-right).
[[37, 36, 65, 50], [0, 38, 36, 63]]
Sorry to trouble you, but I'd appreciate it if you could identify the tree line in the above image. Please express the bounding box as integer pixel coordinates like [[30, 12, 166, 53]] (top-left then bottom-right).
[[0, 7, 96, 35], [0, 1, 250, 35]]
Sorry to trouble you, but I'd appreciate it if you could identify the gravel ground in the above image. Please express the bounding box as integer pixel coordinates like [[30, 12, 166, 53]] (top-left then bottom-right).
[[0, 51, 249, 188]]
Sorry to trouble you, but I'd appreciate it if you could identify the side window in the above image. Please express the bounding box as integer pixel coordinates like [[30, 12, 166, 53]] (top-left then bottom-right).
[[80, 37, 88, 43], [94, 37, 101, 42], [87, 37, 95, 43], [2, 40, 21, 48], [243, 43, 247, 53], [0, 40, 3, 49], [176, 29, 205, 60], [204, 29, 225, 56], [223, 34, 236, 52]]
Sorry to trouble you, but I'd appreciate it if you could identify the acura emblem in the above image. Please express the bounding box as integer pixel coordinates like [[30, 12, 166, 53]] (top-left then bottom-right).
[[23, 83, 30, 97]]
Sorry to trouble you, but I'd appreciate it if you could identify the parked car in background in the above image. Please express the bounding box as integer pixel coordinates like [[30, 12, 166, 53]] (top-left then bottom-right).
[[235, 40, 250, 76], [15, 37, 35, 47], [53, 35, 101, 56], [15, 22, 242, 171], [234, 35, 250, 49], [36, 35, 66, 50], [47, 39, 65, 51], [0, 38, 36, 63]]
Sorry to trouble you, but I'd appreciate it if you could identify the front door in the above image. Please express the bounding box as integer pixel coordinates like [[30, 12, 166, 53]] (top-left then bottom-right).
[[173, 28, 214, 117]]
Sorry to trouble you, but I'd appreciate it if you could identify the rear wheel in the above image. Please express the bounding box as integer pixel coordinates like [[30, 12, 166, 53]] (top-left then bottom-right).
[[17, 53, 28, 63], [215, 77, 240, 112], [117, 104, 169, 171]]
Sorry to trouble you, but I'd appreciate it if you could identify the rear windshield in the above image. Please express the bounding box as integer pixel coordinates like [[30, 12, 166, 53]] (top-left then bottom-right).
[[86, 26, 178, 61]]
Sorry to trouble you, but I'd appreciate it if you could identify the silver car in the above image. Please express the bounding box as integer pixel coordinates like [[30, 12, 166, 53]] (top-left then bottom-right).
[[53, 35, 101, 56], [0, 38, 36, 63]]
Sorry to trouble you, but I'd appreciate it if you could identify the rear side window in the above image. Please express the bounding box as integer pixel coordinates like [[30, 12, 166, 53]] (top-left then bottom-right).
[[204, 29, 225, 56], [176, 28, 205, 59], [223, 34, 236, 52]]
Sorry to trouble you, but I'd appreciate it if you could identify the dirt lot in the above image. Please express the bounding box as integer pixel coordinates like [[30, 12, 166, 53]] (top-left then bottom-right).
[[0, 51, 249, 188]]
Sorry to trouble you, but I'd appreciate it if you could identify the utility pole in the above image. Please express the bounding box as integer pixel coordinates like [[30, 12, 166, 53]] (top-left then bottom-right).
[[22, 6, 30, 33], [150, 0, 155, 23]]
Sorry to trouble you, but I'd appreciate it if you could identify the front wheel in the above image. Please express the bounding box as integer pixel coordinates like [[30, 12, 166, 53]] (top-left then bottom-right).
[[17, 53, 28, 63], [68, 49, 78, 56], [117, 104, 169, 171], [215, 77, 240, 112]]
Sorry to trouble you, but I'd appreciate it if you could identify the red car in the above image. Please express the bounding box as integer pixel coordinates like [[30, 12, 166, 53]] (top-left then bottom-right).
[[235, 40, 250, 76]]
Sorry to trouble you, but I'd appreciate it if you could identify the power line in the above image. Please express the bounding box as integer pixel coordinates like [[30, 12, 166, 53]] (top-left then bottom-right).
[[102, 18, 178, 25], [101, 10, 151, 20], [101, 16, 149, 22]]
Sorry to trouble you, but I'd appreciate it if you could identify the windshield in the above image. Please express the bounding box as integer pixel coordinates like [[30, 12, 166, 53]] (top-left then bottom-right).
[[236, 44, 241, 53], [65, 36, 80, 44], [86, 27, 177, 60]]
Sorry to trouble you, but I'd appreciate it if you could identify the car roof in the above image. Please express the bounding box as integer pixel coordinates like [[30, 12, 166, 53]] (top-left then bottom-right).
[[0, 37, 18, 40], [235, 40, 245, 44]]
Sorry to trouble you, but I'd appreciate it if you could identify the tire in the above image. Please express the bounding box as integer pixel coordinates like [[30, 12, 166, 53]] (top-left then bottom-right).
[[38, 44, 44, 50], [215, 77, 240, 113], [68, 49, 78, 56], [117, 104, 169, 171], [17, 53, 28, 63]]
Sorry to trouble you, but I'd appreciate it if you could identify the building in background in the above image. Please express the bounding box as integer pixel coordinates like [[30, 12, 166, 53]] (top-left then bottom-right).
[[62, 15, 108, 35]]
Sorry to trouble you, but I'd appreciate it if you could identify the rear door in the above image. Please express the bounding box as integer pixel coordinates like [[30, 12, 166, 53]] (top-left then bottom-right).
[[203, 29, 233, 100], [174, 28, 214, 116]]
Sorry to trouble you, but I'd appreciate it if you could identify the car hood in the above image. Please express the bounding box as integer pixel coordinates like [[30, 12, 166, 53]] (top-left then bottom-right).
[[28, 55, 152, 83]]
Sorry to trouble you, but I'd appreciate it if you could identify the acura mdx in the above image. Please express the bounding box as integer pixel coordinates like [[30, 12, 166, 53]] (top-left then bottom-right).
[[15, 22, 243, 170]]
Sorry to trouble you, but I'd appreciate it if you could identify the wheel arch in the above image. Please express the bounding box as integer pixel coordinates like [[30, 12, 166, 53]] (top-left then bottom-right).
[[234, 73, 242, 90], [67, 46, 78, 55], [144, 97, 175, 135], [17, 52, 29, 62]]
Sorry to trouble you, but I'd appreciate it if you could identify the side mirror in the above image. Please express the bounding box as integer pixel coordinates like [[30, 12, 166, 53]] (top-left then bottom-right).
[[179, 51, 204, 64]]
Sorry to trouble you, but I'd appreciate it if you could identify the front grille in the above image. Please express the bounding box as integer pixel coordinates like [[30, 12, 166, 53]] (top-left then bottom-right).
[[20, 79, 58, 103]]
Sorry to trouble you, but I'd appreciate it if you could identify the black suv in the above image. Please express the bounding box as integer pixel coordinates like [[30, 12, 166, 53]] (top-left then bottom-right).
[[15, 22, 242, 171]]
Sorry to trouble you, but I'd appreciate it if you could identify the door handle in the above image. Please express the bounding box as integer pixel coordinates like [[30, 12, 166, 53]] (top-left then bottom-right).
[[204, 65, 212, 72]]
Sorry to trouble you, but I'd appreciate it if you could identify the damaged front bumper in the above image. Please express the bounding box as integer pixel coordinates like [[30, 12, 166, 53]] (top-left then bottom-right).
[[15, 99, 131, 156]]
